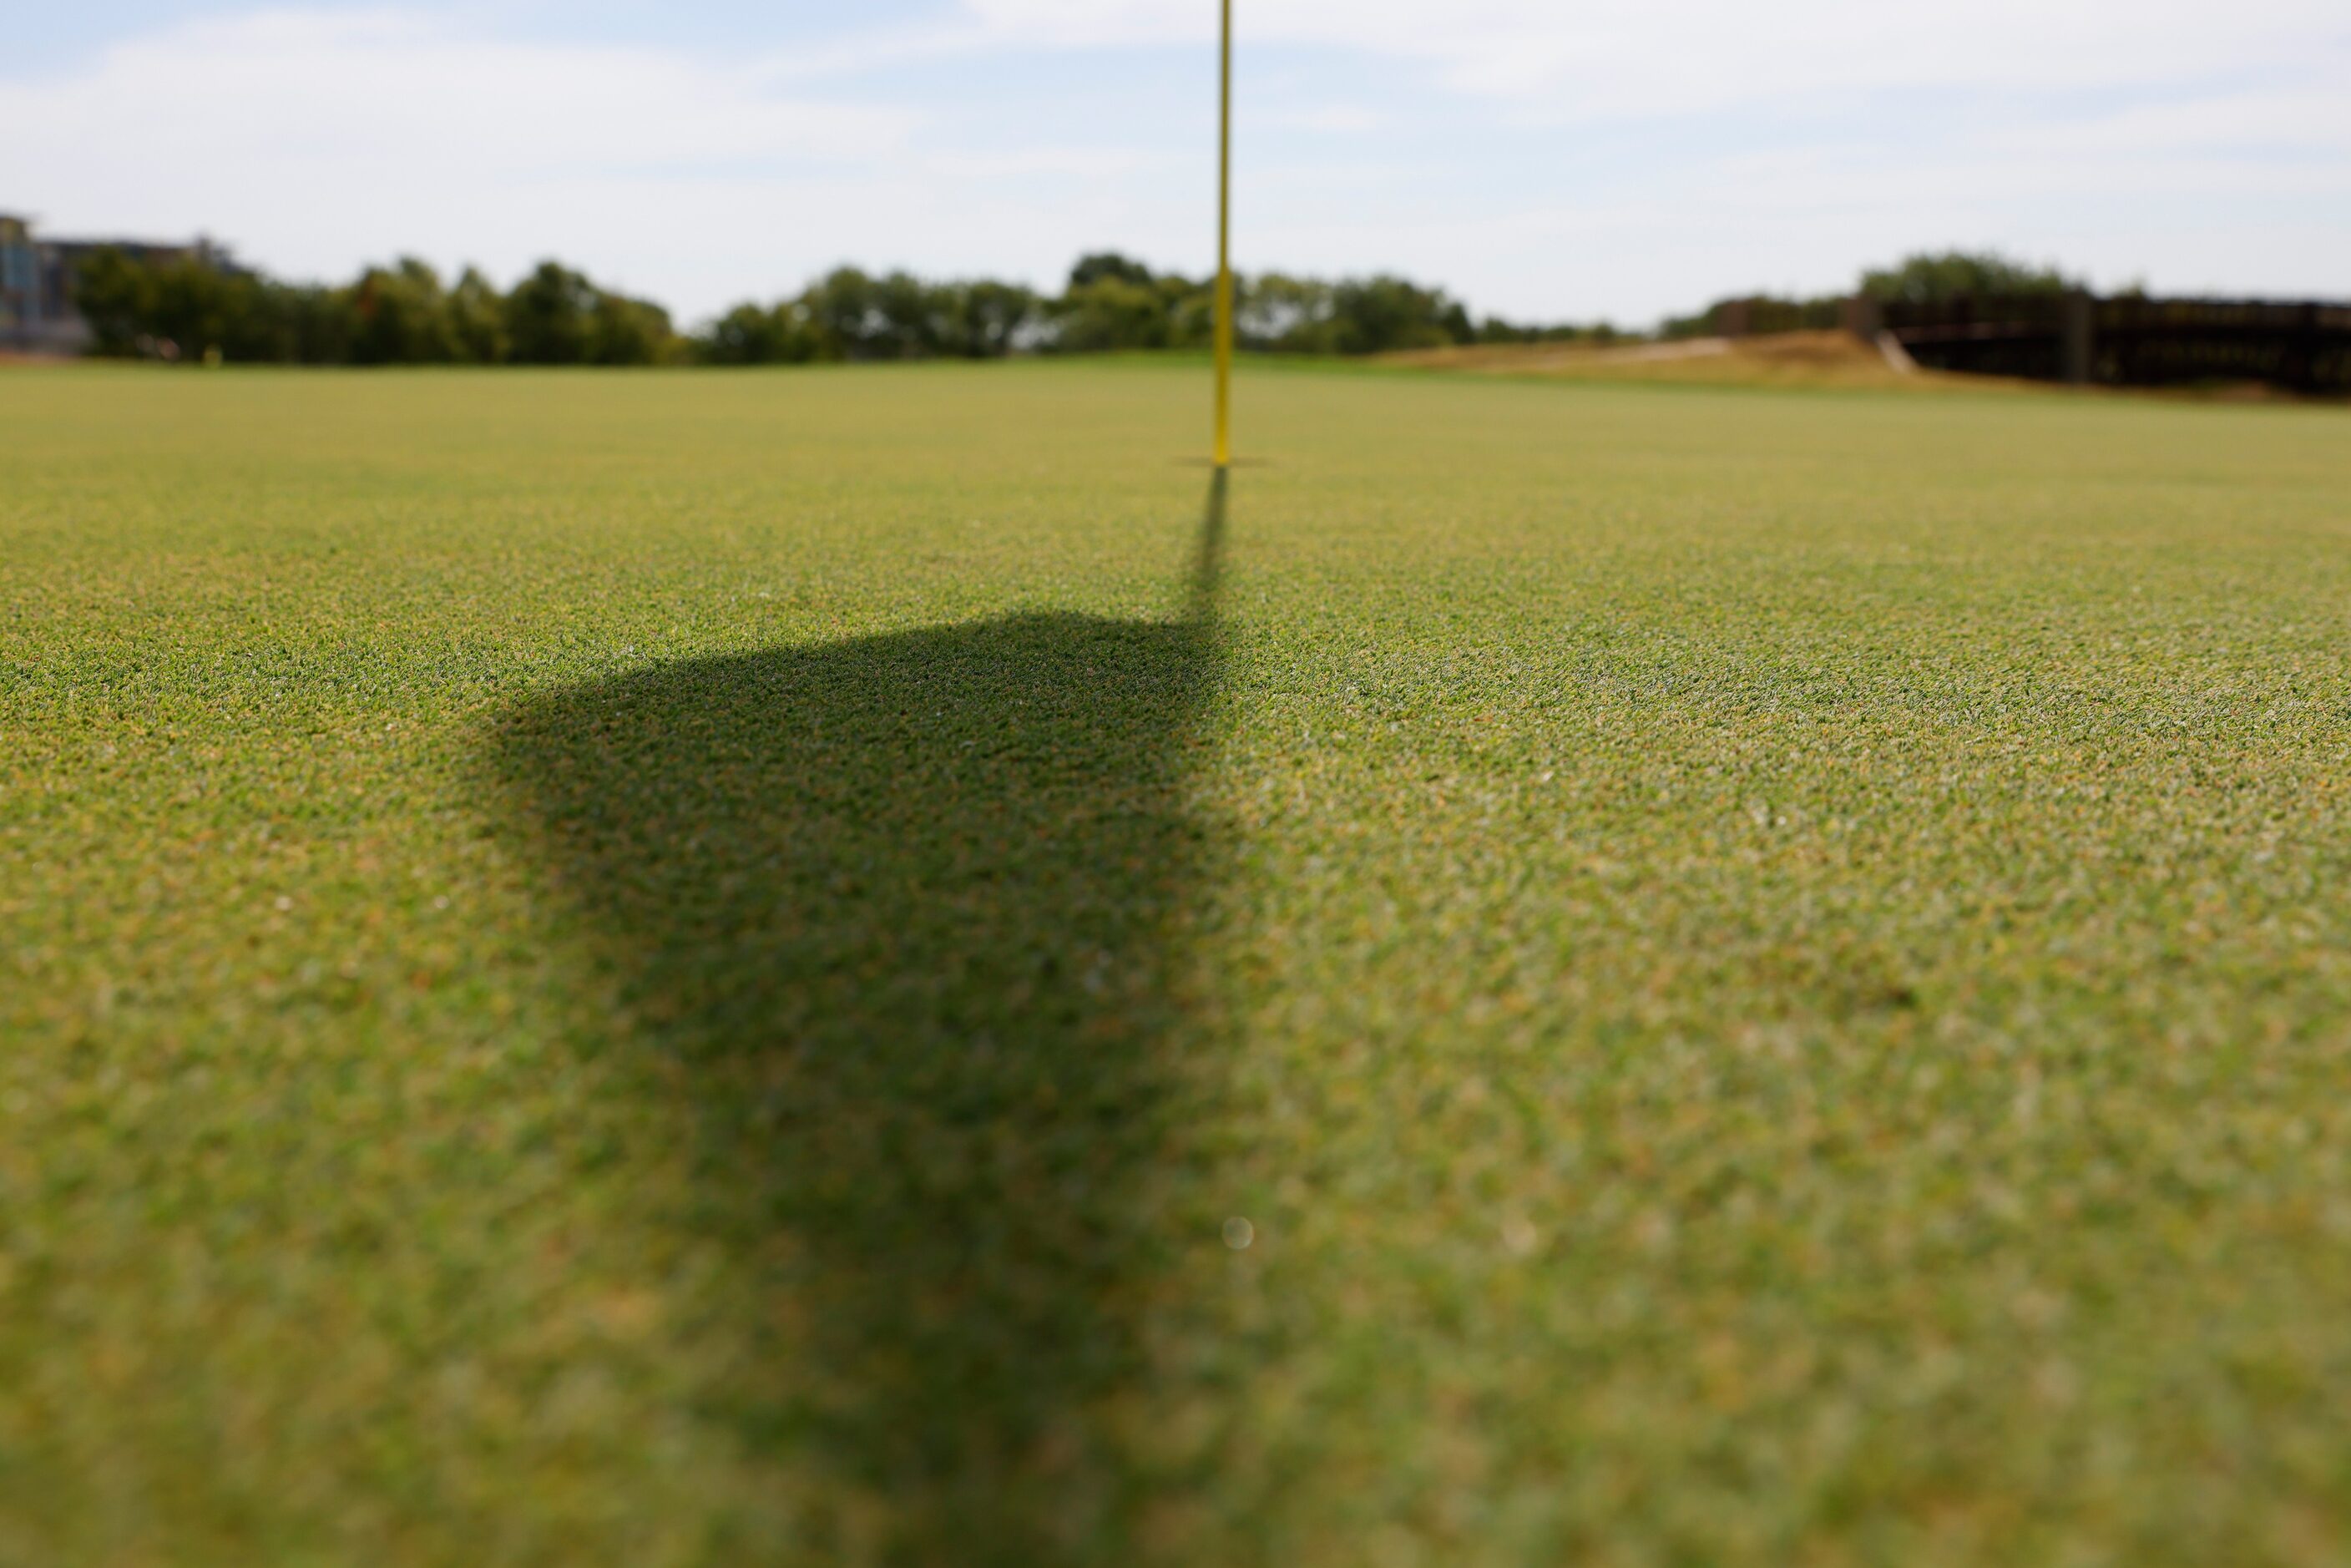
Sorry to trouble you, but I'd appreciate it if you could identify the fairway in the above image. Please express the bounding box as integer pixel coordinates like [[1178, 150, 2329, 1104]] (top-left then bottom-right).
[[6, 362, 2351, 1565]]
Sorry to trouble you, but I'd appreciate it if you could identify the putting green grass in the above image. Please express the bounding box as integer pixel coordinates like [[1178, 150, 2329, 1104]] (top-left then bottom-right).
[[3, 361, 2348, 1566]]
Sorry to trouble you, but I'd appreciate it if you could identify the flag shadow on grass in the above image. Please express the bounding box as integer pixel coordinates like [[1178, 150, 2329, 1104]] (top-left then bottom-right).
[[493, 475, 1228, 1563]]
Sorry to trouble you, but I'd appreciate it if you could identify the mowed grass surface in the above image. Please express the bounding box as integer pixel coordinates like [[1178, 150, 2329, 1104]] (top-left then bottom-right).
[[3, 362, 2349, 1566]]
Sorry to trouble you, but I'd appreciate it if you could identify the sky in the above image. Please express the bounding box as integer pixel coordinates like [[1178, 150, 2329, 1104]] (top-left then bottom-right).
[[3, 0, 2347, 328]]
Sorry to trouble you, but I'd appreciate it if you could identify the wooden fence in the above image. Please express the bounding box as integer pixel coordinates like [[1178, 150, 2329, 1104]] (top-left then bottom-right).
[[1868, 294, 2350, 394]]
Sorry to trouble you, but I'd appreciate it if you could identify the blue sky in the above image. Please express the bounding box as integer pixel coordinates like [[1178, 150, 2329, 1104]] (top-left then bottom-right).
[[4, 1, 2346, 327]]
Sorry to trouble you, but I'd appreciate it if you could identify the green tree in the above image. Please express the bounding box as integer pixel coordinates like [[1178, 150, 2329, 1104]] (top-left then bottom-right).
[[698, 301, 817, 366], [1053, 276, 1171, 353], [279, 284, 361, 364], [1049, 268, 1212, 355], [449, 267, 509, 364], [803, 268, 883, 360], [1324, 276, 1469, 355], [129, 260, 325, 362], [68, 249, 158, 357], [589, 291, 675, 366], [1068, 253, 1157, 291], [934, 281, 1040, 359], [1238, 274, 1333, 352], [1157, 275, 1215, 350], [498, 261, 675, 365], [1860, 250, 2081, 304], [871, 271, 941, 359], [351, 258, 460, 365], [503, 261, 599, 364]]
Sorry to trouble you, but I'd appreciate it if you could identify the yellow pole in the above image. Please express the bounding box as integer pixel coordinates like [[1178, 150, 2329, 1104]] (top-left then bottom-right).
[[1213, 0, 1234, 468]]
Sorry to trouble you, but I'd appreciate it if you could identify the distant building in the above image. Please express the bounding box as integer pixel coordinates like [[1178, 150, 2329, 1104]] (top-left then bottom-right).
[[0, 215, 45, 350], [0, 213, 237, 354]]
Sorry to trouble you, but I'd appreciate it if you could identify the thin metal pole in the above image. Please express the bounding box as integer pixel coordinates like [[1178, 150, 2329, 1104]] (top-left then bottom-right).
[[1213, 0, 1234, 468]]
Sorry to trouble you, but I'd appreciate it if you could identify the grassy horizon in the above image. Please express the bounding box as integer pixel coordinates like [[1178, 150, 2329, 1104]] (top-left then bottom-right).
[[4, 362, 2348, 1565]]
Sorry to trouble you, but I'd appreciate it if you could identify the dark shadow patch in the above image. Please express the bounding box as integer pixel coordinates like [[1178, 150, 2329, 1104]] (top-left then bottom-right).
[[492, 478, 1227, 1563]]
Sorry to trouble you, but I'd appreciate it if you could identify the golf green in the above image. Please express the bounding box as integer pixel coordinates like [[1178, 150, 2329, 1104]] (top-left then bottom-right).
[[4, 362, 2348, 1565]]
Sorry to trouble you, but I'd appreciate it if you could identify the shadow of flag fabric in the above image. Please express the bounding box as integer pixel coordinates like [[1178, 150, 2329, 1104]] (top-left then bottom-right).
[[490, 485, 1232, 1563]]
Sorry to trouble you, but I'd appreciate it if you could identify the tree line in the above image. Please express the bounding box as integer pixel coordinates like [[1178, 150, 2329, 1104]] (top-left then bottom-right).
[[73, 248, 1619, 367], [73, 243, 2089, 364], [76, 252, 683, 366], [1659, 250, 2095, 340]]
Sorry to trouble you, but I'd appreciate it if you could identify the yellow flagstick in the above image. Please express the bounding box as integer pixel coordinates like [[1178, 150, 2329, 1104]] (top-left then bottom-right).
[[1213, 0, 1235, 468]]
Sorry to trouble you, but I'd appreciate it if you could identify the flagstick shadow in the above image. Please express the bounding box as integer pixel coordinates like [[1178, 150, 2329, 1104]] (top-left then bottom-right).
[[492, 477, 1229, 1562]]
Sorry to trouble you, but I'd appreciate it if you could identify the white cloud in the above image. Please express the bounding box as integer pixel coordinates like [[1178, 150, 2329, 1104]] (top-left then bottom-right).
[[1276, 105, 1383, 135], [6, 10, 911, 175], [0, 9, 920, 306], [958, 0, 2350, 316], [2, 4, 2343, 326], [1239, 96, 2351, 321], [2000, 88, 2351, 156], [965, 0, 2351, 114]]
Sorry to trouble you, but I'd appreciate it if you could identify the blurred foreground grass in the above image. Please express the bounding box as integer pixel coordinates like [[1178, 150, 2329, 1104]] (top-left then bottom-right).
[[3, 362, 2349, 1565]]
